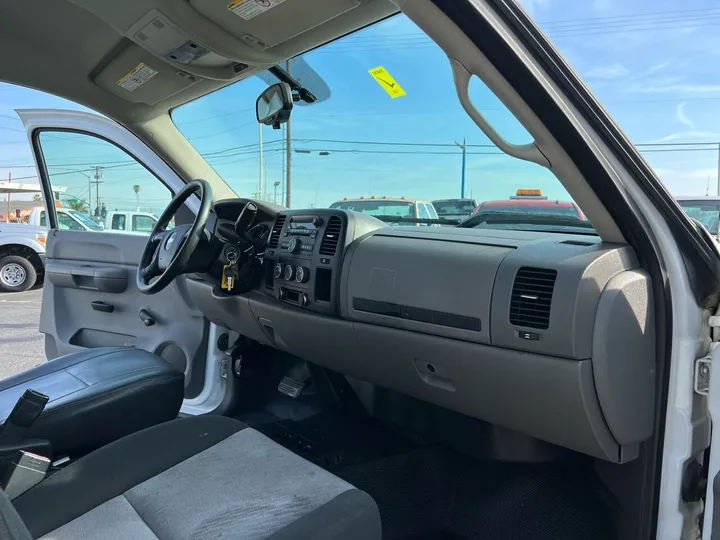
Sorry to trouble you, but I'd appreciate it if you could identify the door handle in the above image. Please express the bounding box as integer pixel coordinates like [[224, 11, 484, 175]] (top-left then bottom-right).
[[91, 301, 114, 313]]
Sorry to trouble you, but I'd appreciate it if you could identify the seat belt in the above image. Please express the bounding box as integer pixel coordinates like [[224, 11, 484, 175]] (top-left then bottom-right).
[[0, 390, 49, 447], [0, 390, 51, 499]]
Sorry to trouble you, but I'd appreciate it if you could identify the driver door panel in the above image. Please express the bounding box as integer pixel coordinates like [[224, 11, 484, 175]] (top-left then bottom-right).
[[41, 232, 206, 373], [18, 109, 208, 398]]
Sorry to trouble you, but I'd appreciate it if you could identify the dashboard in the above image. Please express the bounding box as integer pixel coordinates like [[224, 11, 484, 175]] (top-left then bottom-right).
[[188, 199, 656, 464]]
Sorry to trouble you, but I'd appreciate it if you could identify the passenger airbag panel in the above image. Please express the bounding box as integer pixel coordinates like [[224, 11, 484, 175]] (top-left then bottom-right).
[[343, 235, 510, 343]]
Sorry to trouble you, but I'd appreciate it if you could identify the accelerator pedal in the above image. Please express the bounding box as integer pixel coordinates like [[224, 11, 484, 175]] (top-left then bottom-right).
[[277, 376, 306, 399]]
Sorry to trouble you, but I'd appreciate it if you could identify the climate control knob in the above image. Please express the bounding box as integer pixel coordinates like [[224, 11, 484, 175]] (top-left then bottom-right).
[[284, 264, 295, 281], [299, 293, 309, 307], [273, 263, 284, 280], [295, 266, 309, 283]]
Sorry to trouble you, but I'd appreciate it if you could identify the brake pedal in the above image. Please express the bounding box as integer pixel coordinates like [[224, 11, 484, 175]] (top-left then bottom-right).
[[277, 376, 305, 398]]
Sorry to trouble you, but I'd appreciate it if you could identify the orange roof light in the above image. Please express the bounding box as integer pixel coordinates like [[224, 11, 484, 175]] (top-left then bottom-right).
[[359, 196, 364, 199], [370, 195, 376, 199], [343, 197, 347, 200], [515, 189, 543, 197], [400, 196, 406, 200], [382, 195, 387, 199]]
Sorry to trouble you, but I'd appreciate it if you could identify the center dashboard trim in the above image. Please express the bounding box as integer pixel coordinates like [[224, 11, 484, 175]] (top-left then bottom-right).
[[353, 297, 482, 332]]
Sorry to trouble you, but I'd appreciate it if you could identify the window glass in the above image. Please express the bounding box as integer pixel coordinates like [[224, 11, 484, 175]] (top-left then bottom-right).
[[57, 213, 84, 231], [418, 204, 429, 219], [433, 200, 477, 216], [677, 200, 720, 234], [516, 0, 720, 199], [427, 204, 439, 220], [111, 214, 126, 231], [132, 214, 156, 233], [39, 211, 47, 228], [173, 13, 592, 235], [36, 132, 172, 234], [329, 200, 416, 217]]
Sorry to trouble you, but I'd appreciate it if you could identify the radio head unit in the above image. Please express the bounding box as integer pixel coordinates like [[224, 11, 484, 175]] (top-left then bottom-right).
[[263, 210, 345, 316], [263, 209, 384, 315]]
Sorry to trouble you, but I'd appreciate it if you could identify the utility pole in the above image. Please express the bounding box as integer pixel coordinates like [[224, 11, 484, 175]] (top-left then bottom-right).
[[455, 138, 467, 198], [87, 171, 92, 214], [91, 166, 104, 217], [6, 172, 10, 223], [716, 142, 720, 196], [285, 60, 292, 208]]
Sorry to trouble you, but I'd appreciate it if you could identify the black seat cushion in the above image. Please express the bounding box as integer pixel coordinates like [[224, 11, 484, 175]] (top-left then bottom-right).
[[0, 347, 184, 454], [13, 416, 381, 540]]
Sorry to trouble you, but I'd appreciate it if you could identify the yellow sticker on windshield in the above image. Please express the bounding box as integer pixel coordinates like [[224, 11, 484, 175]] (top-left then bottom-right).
[[368, 66, 406, 98]]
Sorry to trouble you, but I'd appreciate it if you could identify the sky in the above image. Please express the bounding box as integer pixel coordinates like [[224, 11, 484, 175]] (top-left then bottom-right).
[[2, 0, 720, 213]]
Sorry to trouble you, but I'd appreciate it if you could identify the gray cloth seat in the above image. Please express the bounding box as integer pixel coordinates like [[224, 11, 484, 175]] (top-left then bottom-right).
[[6, 415, 381, 539]]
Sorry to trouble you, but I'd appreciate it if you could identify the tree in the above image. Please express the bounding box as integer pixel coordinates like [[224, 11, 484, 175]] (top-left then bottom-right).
[[133, 184, 141, 210], [68, 200, 87, 212]]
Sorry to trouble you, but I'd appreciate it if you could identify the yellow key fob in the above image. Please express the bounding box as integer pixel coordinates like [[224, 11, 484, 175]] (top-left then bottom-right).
[[221, 264, 232, 291]]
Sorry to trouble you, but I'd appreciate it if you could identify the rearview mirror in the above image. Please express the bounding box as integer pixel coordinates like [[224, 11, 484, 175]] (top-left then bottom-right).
[[256, 83, 293, 129]]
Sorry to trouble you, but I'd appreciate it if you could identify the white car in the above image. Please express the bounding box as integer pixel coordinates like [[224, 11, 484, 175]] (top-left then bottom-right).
[[0, 223, 46, 292]]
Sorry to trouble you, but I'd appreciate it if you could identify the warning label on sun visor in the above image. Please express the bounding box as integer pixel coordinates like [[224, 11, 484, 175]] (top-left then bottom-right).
[[227, 0, 287, 20], [117, 63, 158, 92]]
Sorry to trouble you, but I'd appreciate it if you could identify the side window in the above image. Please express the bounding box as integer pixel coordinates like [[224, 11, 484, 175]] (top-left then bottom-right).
[[132, 215, 156, 233], [418, 203, 429, 227], [427, 205, 438, 220], [36, 131, 172, 234], [39, 211, 47, 228], [111, 214, 126, 231], [57, 213, 82, 231]]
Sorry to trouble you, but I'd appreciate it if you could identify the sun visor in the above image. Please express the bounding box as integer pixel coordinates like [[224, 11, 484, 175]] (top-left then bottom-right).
[[94, 44, 201, 105], [189, 0, 361, 50]]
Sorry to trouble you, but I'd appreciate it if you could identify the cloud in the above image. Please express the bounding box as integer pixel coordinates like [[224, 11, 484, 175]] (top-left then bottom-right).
[[676, 102, 694, 128], [646, 61, 672, 75], [648, 130, 720, 143], [629, 61, 672, 80], [585, 64, 630, 80], [636, 84, 720, 94], [652, 167, 719, 197]]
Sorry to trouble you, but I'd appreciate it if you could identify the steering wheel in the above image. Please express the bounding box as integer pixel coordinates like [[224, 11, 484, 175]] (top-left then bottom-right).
[[137, 179, 213, 295]]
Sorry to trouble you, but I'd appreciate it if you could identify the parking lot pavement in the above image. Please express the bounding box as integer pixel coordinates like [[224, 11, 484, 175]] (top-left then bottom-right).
[[0, 289, 44, 379]]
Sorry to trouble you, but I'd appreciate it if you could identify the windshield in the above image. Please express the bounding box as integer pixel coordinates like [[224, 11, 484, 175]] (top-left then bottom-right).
[[475, 203, 580, 218], [329, 200, 415, 217], [433, 200, 477, 215], [172, 13, 594, 235], [678, 200, 720, 234], [66, 209, 103, 231]]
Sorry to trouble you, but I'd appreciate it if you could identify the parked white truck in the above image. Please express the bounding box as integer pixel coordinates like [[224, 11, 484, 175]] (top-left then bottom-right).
[[0, 223, 46, 292], [25, 207, 158, 234]]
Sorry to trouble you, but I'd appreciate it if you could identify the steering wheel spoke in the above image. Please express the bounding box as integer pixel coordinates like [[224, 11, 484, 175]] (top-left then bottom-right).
[[136, 179, 213, 295]]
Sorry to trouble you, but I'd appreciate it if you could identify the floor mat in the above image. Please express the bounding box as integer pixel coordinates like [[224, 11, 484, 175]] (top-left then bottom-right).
[[254, 409, 419, 468], [334, 447, 617, 540], [253, 411, 616, 540]]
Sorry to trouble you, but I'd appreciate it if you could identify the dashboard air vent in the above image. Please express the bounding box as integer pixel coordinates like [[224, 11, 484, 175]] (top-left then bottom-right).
[[268, 215, 286, 249], [509, 267, 557, 330], [319, 216, 343, 256]]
